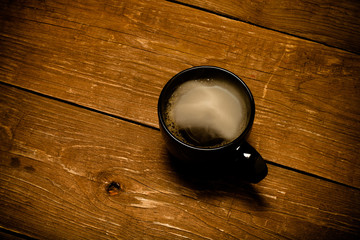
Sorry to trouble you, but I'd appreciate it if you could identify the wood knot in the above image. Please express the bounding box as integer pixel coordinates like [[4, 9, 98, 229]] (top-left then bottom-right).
[[106, 181, 122, 196], [10, 157, 21, 168]]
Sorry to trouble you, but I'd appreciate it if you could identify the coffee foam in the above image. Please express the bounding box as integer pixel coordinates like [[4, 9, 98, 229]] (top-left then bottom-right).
[[165, 79, 249, 148]]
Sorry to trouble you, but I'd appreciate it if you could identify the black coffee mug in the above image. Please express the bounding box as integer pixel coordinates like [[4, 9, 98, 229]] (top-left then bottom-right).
[[158, 66, 267, 183]]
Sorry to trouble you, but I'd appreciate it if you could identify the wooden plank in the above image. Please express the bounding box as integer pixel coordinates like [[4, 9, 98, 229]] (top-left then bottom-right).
[[172, 0, 360, 54], [0, 85, 359, 239], [0, 0, 359, 188]]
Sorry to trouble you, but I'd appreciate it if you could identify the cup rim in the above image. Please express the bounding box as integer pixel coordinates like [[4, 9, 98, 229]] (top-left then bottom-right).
[[158, 65, 255, 151]]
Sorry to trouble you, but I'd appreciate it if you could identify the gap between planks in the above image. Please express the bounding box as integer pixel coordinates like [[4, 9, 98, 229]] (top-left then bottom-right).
[[0, 81, 159, 132], [0, 227, 37, 240], [165, 0, 360, 56]]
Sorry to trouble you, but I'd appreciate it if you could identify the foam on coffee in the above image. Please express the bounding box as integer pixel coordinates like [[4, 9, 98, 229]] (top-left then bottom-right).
[[165, 78, 249, 148]]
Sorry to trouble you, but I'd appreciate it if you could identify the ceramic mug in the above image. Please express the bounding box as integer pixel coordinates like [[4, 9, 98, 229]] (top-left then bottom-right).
[[158, 66, 267, 183]]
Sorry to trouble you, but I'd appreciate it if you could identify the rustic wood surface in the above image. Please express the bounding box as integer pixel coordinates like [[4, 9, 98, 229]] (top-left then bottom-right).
[[1, 85, 359, 239], [172, 0, 360, 54], [1, 0, 359, 188], [0, 0, 359, 239]]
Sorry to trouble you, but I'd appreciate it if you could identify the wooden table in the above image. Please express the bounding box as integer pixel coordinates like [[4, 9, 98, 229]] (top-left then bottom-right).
[[1, 0, 359, 239]]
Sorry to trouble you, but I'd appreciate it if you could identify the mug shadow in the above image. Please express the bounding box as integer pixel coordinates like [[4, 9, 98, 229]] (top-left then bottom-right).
[[167, 153, 269, 209]]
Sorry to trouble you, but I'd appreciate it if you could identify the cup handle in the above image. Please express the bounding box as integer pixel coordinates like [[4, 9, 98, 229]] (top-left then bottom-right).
[[235, 141, 268, 183]]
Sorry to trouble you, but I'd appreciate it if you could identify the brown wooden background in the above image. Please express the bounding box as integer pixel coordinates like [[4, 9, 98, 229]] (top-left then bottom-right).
[[1, 0, 359, 239]]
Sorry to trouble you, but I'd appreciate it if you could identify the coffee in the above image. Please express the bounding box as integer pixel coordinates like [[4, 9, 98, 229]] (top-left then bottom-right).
[[164, 78, 250, 148]]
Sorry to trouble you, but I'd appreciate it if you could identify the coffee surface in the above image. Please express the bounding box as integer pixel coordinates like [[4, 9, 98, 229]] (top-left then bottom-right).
[[165, 79, 249, 148]]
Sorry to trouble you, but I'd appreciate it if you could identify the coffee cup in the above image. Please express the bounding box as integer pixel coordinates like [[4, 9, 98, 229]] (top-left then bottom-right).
[[158, 66, 267, 183]]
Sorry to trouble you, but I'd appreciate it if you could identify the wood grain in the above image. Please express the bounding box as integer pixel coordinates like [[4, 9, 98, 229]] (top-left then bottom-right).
[[0, 0, 359, 188], [1, 85, 359, 239], [172, 0, 360, 54]]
